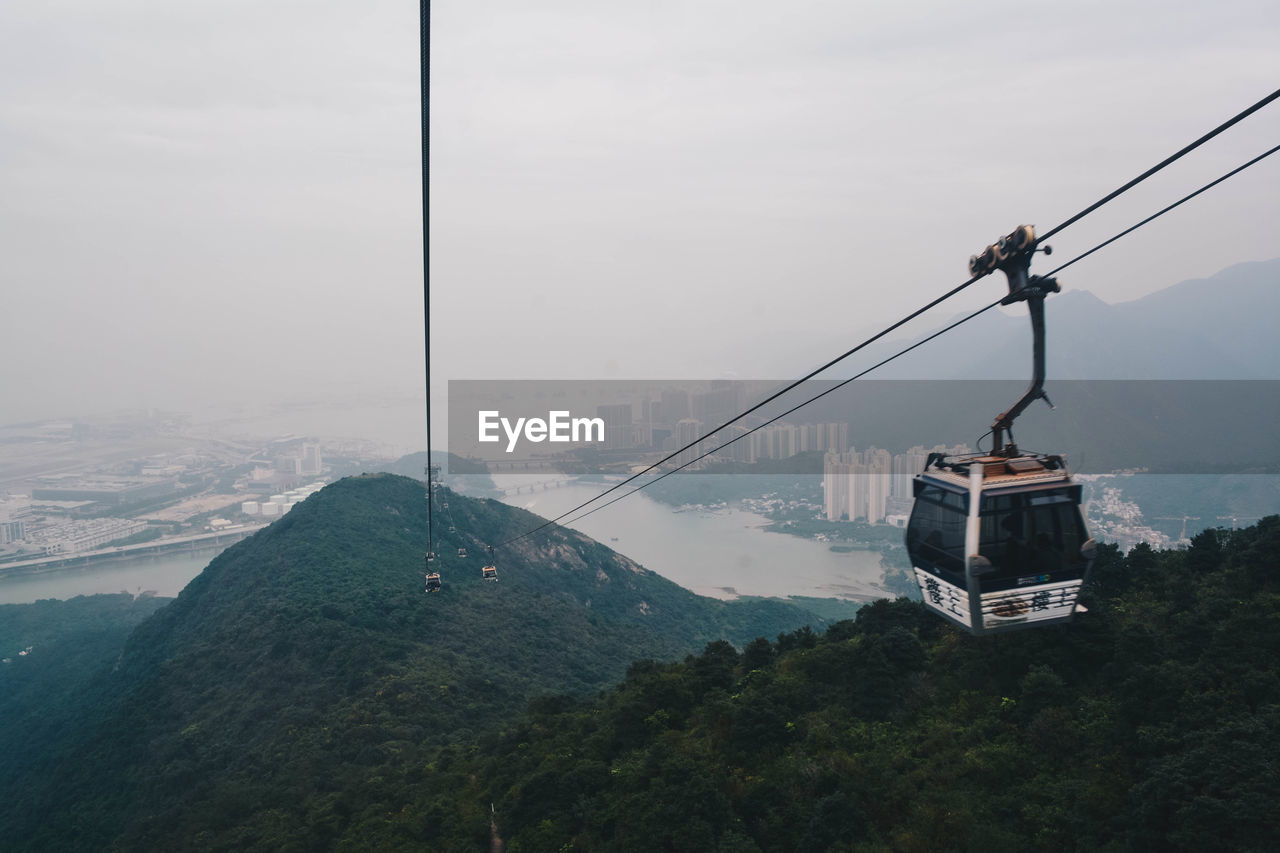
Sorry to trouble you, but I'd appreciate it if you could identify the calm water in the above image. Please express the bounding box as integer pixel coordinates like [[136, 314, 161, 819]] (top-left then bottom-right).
[[494, 476, 888, 601], [0, 551, 217, 605], [0, 478, 891, 605]]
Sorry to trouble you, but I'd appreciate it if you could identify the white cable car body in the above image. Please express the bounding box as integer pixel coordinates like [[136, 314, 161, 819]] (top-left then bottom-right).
[[906, 225, 1097, 634], [907, 451, 1095, 634]]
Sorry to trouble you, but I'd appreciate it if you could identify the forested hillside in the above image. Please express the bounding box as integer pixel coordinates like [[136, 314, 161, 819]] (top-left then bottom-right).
[[427, 519, 1280, 852], [6, 476, 1278, 851], [0, 594, 170, 797], [0, 474, 849, 851]]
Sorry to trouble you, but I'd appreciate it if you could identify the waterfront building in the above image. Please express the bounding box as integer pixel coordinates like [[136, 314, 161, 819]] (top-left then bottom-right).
[[24, 518, 148, 555], [32, 476, 179, 508], [893, 445, 930, 499], [597, 404, 634, 451]]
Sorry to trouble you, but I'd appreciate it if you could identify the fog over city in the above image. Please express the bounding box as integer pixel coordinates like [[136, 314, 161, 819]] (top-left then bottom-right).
[[5, 9, 1280, 843], [3, 1, 1278, 438]]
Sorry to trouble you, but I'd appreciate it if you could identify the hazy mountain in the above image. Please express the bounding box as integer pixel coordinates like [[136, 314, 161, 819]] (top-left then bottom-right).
[[6, 481, 1279, 849], [704, 259, 1280, 472], [327, 450, 501, 498], [872, 257, 1280, 380], [0, 474, 851, 850]]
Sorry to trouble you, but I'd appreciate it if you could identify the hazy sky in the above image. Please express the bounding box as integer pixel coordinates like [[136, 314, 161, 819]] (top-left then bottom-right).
[[3, 1, 1278, 436]]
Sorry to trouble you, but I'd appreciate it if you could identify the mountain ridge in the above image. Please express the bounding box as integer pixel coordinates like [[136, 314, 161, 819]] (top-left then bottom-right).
[[881, 257, 1280, 380], [0, 473, 857, 850], [778, 257, 1280, 382]]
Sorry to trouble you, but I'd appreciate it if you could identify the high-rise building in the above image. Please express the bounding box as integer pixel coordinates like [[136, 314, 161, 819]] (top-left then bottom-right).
[[301, 443, 323, 476], [825, 447, 894, 523], [893, 445, 929, 499], [674, 418, 704, 468], [0, 519, 24, 545], [691, 383, 739, 428], [597, 404, 634, 451], [806, 422, 850, 454], [660, 390, 690, 425], [0, 500, 26, 545], [850, 456, 870, 521], [636, 399, 656, 448], [823, 450, 855, 521], [865, 448, 892, 523], [724, 425, 755, 463], [827, 443, 963, 525], [769, 423, 800, 460]]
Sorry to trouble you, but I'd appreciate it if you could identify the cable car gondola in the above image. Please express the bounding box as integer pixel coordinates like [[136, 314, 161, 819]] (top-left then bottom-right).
[[907, 450, 1096, 633], [906, 226, 1097, 635], [481, 545, 498, 582], [458, 547, 467, 558], [423, 461, 440, 593], [424, 551, 441, 593]]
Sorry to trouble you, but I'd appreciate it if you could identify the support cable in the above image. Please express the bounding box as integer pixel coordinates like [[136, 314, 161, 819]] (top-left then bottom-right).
[[536, 296, 1006, 538], [573, 132, 1280, 530], [494, 90, 1280, 547], [496, 271, 985, 546], [1046, 142, 1280, 278], [1037, 87, 1280, 244], [421, 0, 434, 558]]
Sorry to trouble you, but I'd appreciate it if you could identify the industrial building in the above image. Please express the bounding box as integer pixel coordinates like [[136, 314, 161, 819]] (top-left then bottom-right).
[[31, 476, 180, 508]]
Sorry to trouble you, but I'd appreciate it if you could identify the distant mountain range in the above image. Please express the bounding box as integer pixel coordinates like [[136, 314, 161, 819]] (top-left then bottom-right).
[[714, 259, 1280, 472], [872, 257, 1280, 380]]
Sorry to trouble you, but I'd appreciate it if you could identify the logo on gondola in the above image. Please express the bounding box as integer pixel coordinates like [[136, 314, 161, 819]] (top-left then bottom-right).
[[1016, 574, 1051, 586]]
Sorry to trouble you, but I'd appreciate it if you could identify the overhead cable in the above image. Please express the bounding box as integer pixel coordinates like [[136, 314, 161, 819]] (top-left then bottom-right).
[[1037, 86, 1280, 244], [536, 296, 1007, 538], [498, 271, 988, 545], [421, 0, 435, 556], [496, 89, 1280, 546], [1046, 142, 1280, 278]]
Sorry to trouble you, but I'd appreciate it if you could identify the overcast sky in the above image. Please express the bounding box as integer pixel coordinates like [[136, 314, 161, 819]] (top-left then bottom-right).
[[3, 1, 1278, 438]]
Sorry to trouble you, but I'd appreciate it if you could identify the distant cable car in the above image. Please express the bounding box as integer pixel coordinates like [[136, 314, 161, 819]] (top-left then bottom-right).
[[481, 545, 498, 582], [457, 547, 467, 558], [906, 225, 1097, 635], [425, 572, 442, 593]]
